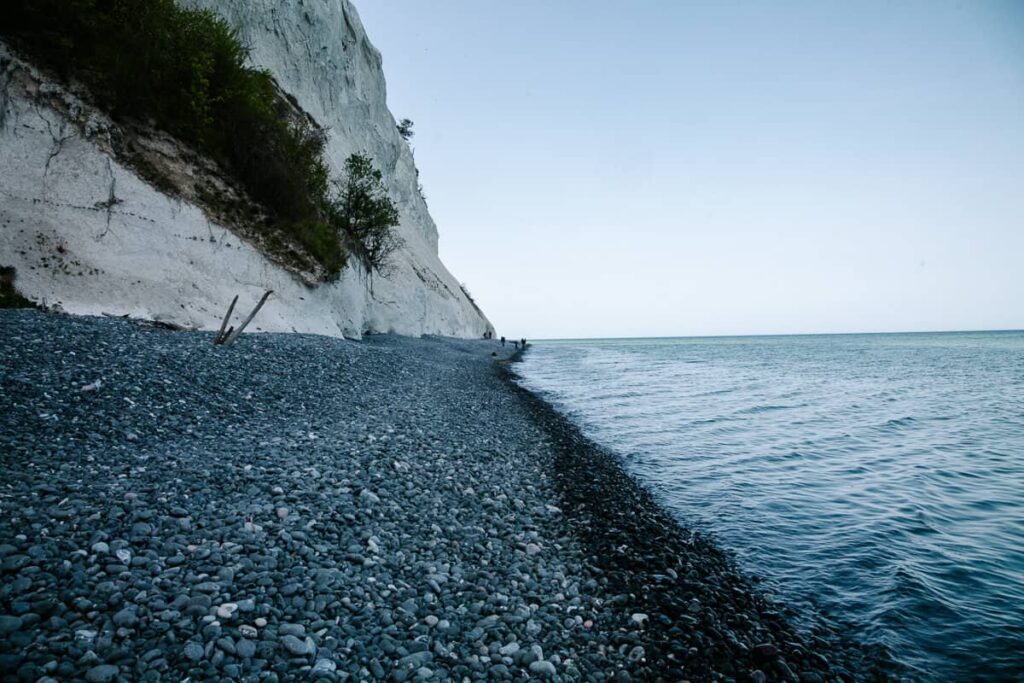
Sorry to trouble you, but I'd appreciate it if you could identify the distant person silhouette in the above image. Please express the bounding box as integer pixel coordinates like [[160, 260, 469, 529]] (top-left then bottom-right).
[[501, 336, 506, 346]]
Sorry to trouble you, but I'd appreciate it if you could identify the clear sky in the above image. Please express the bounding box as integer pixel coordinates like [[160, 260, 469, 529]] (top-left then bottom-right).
[[357, 1, 1024, 339]]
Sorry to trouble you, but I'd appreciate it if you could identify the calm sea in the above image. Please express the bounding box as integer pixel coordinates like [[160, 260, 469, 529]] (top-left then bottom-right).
[[517, 331, 1024, 680]]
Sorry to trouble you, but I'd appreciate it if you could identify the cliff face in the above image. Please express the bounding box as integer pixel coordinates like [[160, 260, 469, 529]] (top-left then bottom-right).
[[0, 0, 491, 338]]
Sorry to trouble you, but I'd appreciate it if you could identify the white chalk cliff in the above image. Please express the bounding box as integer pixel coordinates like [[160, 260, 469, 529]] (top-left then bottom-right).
[[0, 0, 491, 338]]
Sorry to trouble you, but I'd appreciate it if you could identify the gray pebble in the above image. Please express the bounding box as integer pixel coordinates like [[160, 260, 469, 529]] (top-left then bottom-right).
[[529, 660, 557, 677], [84, 664, 119, 683], [183, 641, 204, 662]]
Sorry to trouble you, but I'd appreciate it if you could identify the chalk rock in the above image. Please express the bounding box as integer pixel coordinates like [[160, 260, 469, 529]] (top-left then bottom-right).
[[0, 0, 490, 339]]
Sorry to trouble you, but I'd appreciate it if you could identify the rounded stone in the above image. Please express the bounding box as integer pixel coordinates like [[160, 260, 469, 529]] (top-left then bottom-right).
[[215, 603, 238, 619], [281, 634, 309, 656], [85, 664, 119, 683], [236, 638, 256, 658], [183, 641, 205, 662], [529, 660, 557, 677]]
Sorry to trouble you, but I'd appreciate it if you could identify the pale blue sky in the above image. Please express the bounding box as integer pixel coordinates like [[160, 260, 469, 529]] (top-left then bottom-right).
[[357, 1, 1024, 339]]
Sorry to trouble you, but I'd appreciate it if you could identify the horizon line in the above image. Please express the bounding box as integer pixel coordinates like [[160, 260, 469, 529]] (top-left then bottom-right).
[[528, 326, 1024, 343]]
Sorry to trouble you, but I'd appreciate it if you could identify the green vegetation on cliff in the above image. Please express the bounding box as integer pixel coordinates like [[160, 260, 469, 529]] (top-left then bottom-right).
[[4, 0, 401, 278], [0, 268, 35, 309], [327, 154, 403, 275]]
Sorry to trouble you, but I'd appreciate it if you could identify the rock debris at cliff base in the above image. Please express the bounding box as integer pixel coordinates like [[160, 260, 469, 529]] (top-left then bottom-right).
[[0, 311, 891, 681]]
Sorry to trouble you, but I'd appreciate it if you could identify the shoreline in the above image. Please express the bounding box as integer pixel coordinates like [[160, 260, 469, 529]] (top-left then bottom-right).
[[497, 356, 897, 682], [0, 311, 894, 681]]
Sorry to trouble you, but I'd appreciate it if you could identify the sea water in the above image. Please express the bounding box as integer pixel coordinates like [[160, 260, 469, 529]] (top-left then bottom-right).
[[517, 331, 1024, 680]]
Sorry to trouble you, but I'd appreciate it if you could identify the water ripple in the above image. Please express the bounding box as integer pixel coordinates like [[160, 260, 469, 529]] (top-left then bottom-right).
[[518, 331, 1024, 680]]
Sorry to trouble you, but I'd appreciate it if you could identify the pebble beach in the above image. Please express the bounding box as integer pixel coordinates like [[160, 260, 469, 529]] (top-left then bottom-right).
[[0, 311, 892, 682]]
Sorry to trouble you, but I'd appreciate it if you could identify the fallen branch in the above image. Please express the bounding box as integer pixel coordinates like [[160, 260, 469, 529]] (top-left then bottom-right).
[[214, 295, 238, 344], [216, 290, 273, 346]]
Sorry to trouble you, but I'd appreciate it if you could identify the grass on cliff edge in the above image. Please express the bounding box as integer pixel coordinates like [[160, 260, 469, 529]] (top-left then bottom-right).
[[4, 0, 351, 276]]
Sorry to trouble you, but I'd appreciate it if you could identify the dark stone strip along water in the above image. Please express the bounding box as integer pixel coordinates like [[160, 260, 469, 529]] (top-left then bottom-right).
[[499, 359, 899, 682], [0, 310, 891, 682]]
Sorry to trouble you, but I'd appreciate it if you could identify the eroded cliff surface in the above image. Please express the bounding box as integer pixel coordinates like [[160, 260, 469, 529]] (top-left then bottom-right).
[[0, 0, 490, 338]]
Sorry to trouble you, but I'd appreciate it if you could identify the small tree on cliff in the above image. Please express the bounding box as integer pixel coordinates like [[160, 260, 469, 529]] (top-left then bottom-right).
[[328, 153, 402, 274], [397, 118, 414, 141]]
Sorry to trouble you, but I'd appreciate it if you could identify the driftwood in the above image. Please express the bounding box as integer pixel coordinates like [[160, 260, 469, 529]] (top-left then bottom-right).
[[214, 295, 238, 345], [214, 290, 273, 346], [224, 290, 273, 345], [101, 311, 197, 331]]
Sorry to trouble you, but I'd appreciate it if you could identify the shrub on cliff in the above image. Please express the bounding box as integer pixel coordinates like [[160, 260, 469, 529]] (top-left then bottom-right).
[[0, 267, 36, 309], [3, 0, 352, 277], [326, 154, 403, 273], [397, 118, 415, 141]]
